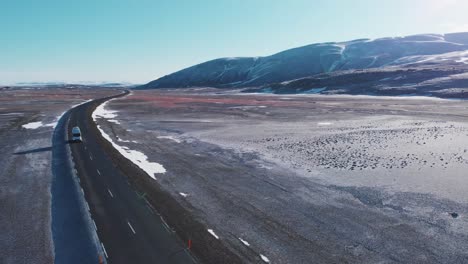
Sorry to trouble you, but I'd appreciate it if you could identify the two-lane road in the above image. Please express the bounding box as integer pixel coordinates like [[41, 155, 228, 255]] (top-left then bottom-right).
[[67, 94, 196, 264]]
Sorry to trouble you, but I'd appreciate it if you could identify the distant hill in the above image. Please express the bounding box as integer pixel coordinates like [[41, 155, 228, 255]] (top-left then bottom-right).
[[11, 82, 138, 88], [140, 32, 468, 91]]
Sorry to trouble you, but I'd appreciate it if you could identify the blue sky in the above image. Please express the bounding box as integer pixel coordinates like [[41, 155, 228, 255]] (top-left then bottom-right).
[[2, 0, 468, 84]]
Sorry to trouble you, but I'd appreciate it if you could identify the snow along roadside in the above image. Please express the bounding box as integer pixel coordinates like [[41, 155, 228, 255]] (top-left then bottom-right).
[[92, 99, 166, 179], [23, 100, 93, 130]]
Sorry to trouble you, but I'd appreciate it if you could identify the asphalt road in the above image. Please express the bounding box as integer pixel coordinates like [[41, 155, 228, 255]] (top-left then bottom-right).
[[67, 94, 196, 264]]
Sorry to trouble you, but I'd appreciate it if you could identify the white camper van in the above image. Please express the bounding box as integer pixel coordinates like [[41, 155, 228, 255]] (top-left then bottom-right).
[[72, 126, 82, 142]]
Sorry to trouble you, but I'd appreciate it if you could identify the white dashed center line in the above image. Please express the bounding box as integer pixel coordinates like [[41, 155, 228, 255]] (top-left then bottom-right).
[[89, 154, 93, 160], [127, 221, 136, 234], [108, 189, 114, 198], [97, 169, 101, 175], [101, 243, 108, 258]]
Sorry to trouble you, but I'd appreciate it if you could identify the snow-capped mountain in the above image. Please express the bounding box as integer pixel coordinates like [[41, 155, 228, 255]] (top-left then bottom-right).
[[245, 66, 468, 98], [141, 32, 468, 89]]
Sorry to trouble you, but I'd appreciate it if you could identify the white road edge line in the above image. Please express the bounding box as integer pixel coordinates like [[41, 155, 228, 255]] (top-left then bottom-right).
[[127, 221, 136, 234], [260, 254, 270, 263], [107, 189, 114, 198], [160, 216, 173, 233], [92, 219, 97, 231], [146, 204, 154, 214], [101, 242, 108, 259], [144, 199, 159, 215]]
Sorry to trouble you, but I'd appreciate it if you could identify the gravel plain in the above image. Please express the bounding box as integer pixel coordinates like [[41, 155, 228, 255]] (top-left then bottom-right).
[[98, 88, 468, 263], [0, 87, 115, 264]]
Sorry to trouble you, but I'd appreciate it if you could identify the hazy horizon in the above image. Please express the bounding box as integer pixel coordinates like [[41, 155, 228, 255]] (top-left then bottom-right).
[[2, 0, 468, 85]]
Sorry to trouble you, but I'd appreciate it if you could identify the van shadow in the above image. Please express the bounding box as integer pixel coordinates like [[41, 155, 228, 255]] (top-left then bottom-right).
[[14, 140, 78, 155], [14, 146, 53, 155]]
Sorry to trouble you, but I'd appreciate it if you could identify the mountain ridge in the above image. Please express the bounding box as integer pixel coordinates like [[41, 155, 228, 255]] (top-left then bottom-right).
[[140, 32, 468, 92]]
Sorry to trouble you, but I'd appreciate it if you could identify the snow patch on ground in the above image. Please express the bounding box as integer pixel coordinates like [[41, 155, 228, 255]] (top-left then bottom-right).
[[0, 112, 23, 116], [392, 50, 468, 65], [93, 100, 166, 179], [93, 101, 118, 119], [117, 138, 138, 143], [318, 122, 333, 126], [22, 121, 44, 129], [457, 57, 468, 64], [229, 105, 267, 110], [107, 119, 121, 124], [207, 229, 219, 239], [22, 115, 65, 129], [179, 192, 188, 197], [157, 136, 181, 143], [43, 122, 57, 128]]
